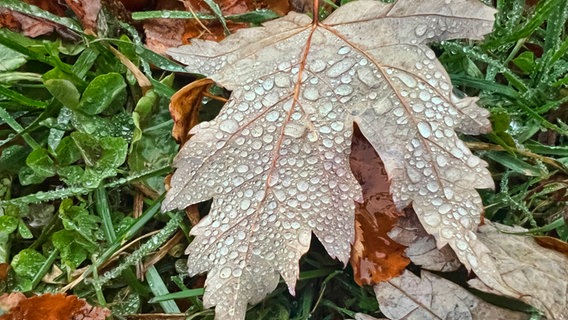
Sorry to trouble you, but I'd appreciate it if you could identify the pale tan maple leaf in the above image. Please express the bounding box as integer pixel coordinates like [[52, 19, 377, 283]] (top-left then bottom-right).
[[163, 0, 503, 318]]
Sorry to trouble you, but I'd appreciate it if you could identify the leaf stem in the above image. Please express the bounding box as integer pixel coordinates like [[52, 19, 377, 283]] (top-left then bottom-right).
[[313, 0, 320, 24]]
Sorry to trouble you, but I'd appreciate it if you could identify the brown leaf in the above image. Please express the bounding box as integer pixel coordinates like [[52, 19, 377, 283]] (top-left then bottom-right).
[[169, 78, 215, 144], [349, 126, 409, 285], [388, 212, 461, 272], [143, 0, 187, 56], [468, 222, 568, 320], [374, 270, 530, 320], [0, 293, 110, 320]]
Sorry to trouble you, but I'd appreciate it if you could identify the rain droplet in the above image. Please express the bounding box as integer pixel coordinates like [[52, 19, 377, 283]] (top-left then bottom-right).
[[337, 46, 351, 55], [419, 91, 431, 102], [456, 239, 467, 250], [396, 73, 417, 88], [323, 235, 334, 243], [219, 267, 232, 278], [417, 121, 432, 138], [310, 59, 326, 72], [415, 24, 427, 37], [423, 214, 441, 226], [262, 78, 274, 90], [266, 111, 280, 122], [240, 198, 251, 210], [326, 59, 356, 78], [303, 87, 319, 101], [219, 119, 239, 133], [298, 230, 311, 246], [284, 122, 306, 138], [297, 180, 309, 192]]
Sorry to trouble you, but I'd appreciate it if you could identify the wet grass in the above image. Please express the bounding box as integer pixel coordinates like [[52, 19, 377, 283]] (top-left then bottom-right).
[[0, 0, 566, 319]]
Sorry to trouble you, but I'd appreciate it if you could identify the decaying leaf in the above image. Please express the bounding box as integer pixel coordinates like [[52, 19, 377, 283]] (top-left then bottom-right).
[[144, 0, 291, 55], [468, 222, 568, 320], [374, 270, 530, 320], [349, 126, 409, 285], [143, 0, 187, 56], [0, 293, 111, 320], [388, 211, 461, 272], [164, 0, 498, 318]]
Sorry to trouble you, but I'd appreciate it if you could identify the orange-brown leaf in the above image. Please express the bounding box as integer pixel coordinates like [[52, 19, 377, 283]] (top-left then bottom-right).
[[0, 293, 110, 320], [349, 126, 410, 286], [169, 78, 215, 145]]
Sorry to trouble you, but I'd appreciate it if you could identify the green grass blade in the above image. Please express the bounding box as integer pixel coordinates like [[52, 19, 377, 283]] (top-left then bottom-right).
[[95, 186, 116, 242], [146, 266, 182, 313]]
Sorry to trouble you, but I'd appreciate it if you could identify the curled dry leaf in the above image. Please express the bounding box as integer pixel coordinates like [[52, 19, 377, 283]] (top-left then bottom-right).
[[374, 270, 530, 320], [388, 211, 461, 272], [0, 293, 110, 320], [164, 0, 499, 318], [468, 222, 568, 320], [349, 126, 409, 285], [169, 78, 215, 144]]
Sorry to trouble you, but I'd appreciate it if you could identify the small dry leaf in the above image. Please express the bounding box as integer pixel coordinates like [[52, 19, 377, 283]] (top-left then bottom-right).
[[164, 0, 499, 318], [349, 126, 409, 285], [388, 212, 461, 272], [169, 78, 215, 144], [374, 270, 530, 320], [468, 222, 568, 320], [0, 293, 111, 320]]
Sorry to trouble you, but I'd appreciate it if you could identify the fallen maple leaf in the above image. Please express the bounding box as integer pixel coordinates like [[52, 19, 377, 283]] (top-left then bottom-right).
[[349, 126, 409, 285], [468, 222, 568, 320], [374, 270, 530, 320], [163, 0, 498, 318], [0, 293, 110, 320]]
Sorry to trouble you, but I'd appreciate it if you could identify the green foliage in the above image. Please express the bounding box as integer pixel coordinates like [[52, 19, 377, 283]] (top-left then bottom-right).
[[437, 0, 568, 238]]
